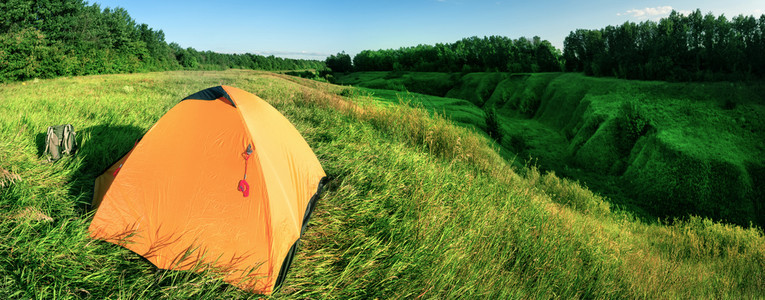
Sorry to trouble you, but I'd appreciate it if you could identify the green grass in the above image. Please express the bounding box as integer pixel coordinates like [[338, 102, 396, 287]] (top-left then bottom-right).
[[335, 71, 459, 97], [337, 71, 765, 228], [445, 72, 506, 106], [341, 87, 486, 131], [1, 70, 764, 298]]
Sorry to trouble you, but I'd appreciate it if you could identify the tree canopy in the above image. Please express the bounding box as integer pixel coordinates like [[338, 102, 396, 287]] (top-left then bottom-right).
[[332, 10, 765, 82], [4, 1, 763, 84], [0, 0, 324, 82], [341, 36, 563, 73], [563, 10, 765, 81], [325, 52, 353, 73]]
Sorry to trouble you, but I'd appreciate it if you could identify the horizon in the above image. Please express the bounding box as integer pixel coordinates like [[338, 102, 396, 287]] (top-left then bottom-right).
[[93, 1, 764, 61]]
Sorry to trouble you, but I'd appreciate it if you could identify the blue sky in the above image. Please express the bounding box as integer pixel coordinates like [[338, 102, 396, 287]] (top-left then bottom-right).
[[92, 0, 764, 60]]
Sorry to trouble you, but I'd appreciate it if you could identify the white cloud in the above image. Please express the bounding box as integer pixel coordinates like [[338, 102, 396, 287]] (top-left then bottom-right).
[[252, 50, 331, 60], [619, 6, 762, 20], [618, 6, 688, 20]]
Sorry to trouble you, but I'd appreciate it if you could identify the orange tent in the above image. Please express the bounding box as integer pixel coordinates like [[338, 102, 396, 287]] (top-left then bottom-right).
[[89, 86, 327, 294]]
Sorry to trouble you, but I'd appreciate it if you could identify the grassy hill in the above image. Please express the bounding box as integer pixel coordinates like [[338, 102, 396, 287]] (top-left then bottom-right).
[[337, 71, 765, 228], [1, 70, 764, 298]]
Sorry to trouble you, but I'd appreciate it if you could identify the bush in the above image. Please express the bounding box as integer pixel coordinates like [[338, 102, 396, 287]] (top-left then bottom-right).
[[339, 88, 354, 97], [615, 101, 650, 155], [518, 89, 541, 117], [484, 108, 503, 143]]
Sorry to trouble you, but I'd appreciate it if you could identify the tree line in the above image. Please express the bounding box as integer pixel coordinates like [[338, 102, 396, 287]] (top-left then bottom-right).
[[0, 0, 323, 83], [328, 10, 765, 82], [327, 36, 563, 73], [563, 10, 765, 81], [4, 1, 763, 83]]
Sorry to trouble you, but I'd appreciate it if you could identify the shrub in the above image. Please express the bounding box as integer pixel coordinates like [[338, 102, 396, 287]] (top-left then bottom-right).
[[484, 108, 503, 143], [339, 88, 354, 97], [518, 89, 541, 117], [615, 101, 650, 155], [323, 73, 335, 83]]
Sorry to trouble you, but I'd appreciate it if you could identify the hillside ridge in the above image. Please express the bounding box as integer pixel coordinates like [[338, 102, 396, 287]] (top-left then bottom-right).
[[337, 71, 765, 227]]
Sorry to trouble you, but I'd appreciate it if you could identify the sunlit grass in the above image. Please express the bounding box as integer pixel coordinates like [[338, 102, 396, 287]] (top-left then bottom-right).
[[0, 70, 763, 298]]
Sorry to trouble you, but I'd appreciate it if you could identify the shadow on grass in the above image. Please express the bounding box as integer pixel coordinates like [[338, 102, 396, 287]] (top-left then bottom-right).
[[63, 124, 145, 214], [34, 132, 46, 157]]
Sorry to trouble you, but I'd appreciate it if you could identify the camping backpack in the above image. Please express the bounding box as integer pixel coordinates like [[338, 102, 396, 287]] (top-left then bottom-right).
[[44, 124, 77, 162]]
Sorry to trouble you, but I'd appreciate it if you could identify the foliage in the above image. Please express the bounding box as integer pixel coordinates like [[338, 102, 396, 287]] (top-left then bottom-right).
[[484, 107, 503, 142], [283, 70, 327, 82], [0, 1, 324, 83], [0, 28, 54, 82], [325, 51, 353, 73], [351, 36, 563, 73], [563, 10, 765, 81], [615, 101, 650, 155]]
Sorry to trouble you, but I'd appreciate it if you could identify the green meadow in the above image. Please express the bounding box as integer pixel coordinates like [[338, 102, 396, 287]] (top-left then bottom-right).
[[0, 70, 763, 298]]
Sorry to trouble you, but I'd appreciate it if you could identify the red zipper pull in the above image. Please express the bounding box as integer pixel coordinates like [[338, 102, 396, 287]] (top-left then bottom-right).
[[238, 179, 250, 197]]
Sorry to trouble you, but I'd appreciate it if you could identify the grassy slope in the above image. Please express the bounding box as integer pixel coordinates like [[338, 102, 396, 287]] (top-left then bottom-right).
[[1, 70, 764, 298], [498, 73, 765, 227], [343, 87, 485, 131], [337, 71, 765, 227]]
